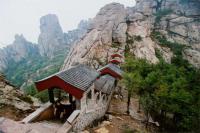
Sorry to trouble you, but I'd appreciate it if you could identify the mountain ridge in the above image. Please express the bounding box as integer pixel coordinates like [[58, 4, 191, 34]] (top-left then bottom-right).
[[0, 14, 90, 88], [62, 0, 200, 70]]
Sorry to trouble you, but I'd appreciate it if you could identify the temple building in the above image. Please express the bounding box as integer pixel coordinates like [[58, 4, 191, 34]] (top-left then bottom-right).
[[21, 54, 123, 132]]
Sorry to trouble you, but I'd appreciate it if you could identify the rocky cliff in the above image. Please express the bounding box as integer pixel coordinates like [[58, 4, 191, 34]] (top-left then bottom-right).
[[62, 0, 200, 70], [0, 34, 39, 71], [0, 73, 38, 120], [38, 14, 90, 58], [38, 14, 67, 57], [0, 14, 90, 88]]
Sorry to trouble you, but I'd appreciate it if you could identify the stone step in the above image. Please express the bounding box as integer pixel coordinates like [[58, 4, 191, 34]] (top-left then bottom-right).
[[0, 118, 62, 133]]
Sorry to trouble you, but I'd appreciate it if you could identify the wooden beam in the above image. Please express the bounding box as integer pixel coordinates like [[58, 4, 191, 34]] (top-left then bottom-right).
[[21, 102, 52, 124]]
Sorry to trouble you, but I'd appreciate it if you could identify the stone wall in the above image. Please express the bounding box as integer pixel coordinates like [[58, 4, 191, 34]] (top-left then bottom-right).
[[72, 84, 114, 131]]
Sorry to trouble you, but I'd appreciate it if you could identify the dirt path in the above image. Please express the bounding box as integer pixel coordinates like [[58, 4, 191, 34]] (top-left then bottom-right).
[[92, 115, 147, 133], [86, 87, 151, 133]]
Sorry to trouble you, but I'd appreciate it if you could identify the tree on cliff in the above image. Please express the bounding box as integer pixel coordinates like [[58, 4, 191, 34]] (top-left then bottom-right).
[[122, 55, 200, 132]]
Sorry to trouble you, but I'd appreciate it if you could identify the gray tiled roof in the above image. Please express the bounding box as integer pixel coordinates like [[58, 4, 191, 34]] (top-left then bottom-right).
[[98, 63, 123, 77], [57, 65, 100, 91], [94, 75, 116, 94], [37, 65, 100, 92]]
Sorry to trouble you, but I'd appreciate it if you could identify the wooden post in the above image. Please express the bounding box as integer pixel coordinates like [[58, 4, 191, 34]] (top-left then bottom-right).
[[48, 89, 55, 103], [69, 94, 73, 103]]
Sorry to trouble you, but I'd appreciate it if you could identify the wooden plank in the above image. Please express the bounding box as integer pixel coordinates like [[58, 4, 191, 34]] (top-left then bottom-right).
[[67, 110, 80, 124], [21, 102, 52, 124]]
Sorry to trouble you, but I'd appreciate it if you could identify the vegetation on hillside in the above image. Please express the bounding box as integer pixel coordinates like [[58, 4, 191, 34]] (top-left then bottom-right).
[[4, 49, 68, 102], [4, 49, 68, 86], [122, 32, 200, 132]]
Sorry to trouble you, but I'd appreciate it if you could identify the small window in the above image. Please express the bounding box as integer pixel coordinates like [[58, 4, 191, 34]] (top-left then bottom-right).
[[86, 90, 92, 105], [97, 93, 100, 101], [87, 90, 92, 99], [96, 93, 100, 104], [103, 94, 109, 102], [103, 94, 106, 101]]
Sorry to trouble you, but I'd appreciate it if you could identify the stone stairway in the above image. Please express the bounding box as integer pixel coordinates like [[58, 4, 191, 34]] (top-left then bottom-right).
[[0, 118, 62, 133]]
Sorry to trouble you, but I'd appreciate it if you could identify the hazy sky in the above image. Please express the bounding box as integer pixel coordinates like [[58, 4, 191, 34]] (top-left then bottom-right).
[[0, 0, 135, 47]]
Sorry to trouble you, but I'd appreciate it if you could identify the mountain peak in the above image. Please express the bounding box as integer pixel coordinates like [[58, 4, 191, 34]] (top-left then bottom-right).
[[38, 14, 65, 57], [14, 34, 26, 43], [39, 14, 61, 33]]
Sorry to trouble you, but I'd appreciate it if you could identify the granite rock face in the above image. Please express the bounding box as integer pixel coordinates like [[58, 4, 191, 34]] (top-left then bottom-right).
[[62, 0, 200, 69], [62, 2, 159, 70], [157, 0, 200, 67], [38, 14, 90, 58], [38, 14, 66, 57], [0, 74, 36, 111], [62, 3, 127, 70], [0, 34, 39, 71]]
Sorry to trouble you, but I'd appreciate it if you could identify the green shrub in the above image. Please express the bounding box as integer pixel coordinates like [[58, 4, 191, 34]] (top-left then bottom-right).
[[111, 42, 120, 48], [127, 39, 134, 44], [24, 84, 37, 96], [134, 35, 142, 42], [35, 90, 49, 103], [19, 95, 33, 104], [155, 49, 163, 61], [151, 31, 185, 56], [121, 124, 137, 133], [126, 34, 134, 44], [154, 9, 173, 23]]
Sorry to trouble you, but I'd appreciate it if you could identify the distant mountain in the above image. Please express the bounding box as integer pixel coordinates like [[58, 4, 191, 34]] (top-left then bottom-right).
[[38, 14, 67, 57], [0, 14, 90, 88], [0, 34, 39, 71]]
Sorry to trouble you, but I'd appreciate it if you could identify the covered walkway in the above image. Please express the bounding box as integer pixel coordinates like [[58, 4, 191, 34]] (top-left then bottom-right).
[[35, 65, 100, 100]]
